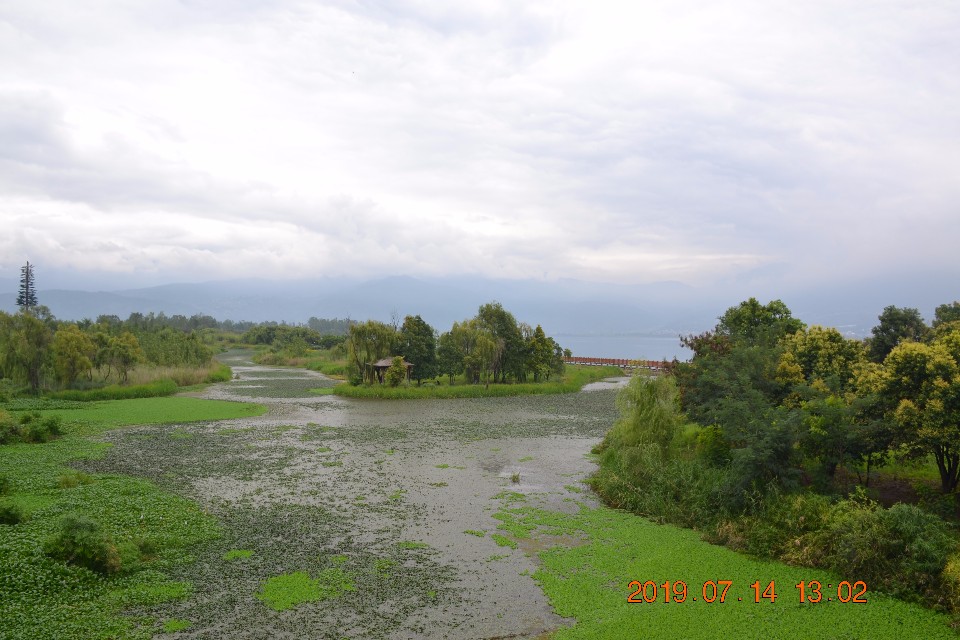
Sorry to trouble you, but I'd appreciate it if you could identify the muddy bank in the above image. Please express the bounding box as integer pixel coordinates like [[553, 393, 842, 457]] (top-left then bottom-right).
[[81, 350, 621, 639]]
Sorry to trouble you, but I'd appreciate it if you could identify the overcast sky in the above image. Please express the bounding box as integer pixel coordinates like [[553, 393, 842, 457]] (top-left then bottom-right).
[[1, 0, 958, 292]]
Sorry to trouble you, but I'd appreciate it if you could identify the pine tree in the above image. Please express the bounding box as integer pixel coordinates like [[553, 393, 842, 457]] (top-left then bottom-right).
[[16, 261, 38, 312]]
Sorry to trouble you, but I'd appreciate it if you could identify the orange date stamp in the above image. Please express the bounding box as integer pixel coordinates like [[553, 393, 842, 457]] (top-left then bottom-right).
[[627, 580, 868, 604]]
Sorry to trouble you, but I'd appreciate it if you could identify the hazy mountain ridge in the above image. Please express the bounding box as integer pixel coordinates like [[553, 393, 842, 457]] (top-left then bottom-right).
[[0, 274, 954, 339]]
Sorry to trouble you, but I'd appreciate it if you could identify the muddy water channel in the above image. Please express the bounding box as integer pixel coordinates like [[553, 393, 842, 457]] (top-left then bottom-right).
[[83, 350, 621, 639]]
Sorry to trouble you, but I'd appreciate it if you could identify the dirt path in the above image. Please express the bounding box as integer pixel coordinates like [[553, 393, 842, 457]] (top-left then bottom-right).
[[84, 350, 621, 639]]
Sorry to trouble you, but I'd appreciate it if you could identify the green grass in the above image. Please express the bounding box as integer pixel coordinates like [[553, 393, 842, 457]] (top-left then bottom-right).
[[491, 533, 518, 549], [162, 619, 192, 632], [330, 366, 624, 399], [397, 540, 429, 550], [34, 396, 266, 431], [464, 529, 486, 537], [0, 395, 269, 639], [256, 567, 357, 611], [223, 549, 254, 561], [494, 499, 958, 639]]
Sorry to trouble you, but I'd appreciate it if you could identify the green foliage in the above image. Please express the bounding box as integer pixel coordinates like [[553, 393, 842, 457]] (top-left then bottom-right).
[[0, 411, 63, 445], [869, 305, 930, 363], [716, 297, 805, 347], [0, 499, 24, 524], [44, 513, 124, 574], [399, 315, 437, 383], [811, 494, 956, 603], [205, 362, 232, 383], [346, 320, 398, 384], [58, 470, 95, 488], [333, 365, 620, 399], [603, 376, 680, 458], [52, 324, 95, 387], [384, 355, 407, 387], [256, 568, 356, 611], [0, 308, 55, 392], [882, 341, 960, 492], [696, 425, 731, 465], [934, 302, 960, 328]]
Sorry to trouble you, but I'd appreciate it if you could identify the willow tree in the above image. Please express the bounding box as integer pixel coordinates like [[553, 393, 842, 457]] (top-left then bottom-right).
[[347, 320, 397, 384]]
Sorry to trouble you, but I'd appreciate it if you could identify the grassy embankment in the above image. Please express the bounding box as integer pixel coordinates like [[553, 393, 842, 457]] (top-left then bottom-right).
[[489, 492, 957, 639], [253, 347, 348, 378], [0, 396, 266, 639], [41, 362, 234, 402], [329, 365, 625, 399]]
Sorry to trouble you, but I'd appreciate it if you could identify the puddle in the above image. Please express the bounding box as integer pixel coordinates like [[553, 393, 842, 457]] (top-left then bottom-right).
[[81, 349, 620, 638]]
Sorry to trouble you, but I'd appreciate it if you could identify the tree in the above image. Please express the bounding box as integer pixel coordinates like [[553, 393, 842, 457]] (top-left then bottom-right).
[[52, 324, 95, 387], [526, 325, 555, 381], [346, 320, 397, 384], [881, 341, 960, 492], [107, 332, 145, 383], [0, 309, 54, 392], [716, 297, 804, 347], [476, 302, 522, 382], [436, 331, 464, 385], [399, 315, 437, 385], [16, 261, 38, 312], [778, 325, 866, 393], [868, 305, 928, 363], [933, 301, 960, 328]]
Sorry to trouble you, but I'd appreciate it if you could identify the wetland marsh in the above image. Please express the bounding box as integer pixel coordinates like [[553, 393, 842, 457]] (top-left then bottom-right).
[[78, 350, 621, 638], [6, 350, 956, 639]]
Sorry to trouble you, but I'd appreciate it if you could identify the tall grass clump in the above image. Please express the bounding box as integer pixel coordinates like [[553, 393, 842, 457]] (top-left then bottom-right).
[[50, 378, 178, 401], [44, 514, 124, 574]]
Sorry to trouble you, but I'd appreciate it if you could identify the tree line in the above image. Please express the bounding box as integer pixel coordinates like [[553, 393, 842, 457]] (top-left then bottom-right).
[[0, 307, 217, 393], [591, 297, 960, 612], [347, 302, 567, 386], [673, 298, 960, 495]]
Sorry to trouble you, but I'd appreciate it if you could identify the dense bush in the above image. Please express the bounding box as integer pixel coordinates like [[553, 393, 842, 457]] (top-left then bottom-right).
[[0, 500, 24, 525], [44, 514, 124, 574], [811, 496, 956, 603], [0, 474, 10, 495], [0, 412, 63, 444]]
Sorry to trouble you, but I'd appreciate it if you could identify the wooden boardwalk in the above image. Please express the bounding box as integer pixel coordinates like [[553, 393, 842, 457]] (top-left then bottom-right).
[[564, 356, 669, 372]]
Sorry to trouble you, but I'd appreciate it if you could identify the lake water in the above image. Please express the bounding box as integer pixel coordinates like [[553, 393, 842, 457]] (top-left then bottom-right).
[[554, 334, 692, 361]]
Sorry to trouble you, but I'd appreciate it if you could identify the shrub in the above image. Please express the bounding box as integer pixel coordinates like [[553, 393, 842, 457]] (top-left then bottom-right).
[[696, 425, 732, 465], [385, 357, 407, 387], [0, 412, 19, 445], [0, 474, 10, 495], [205, 363, 232, 383], [0, 500, 24, 525], [58, 470, 95, 489], [810, 494, 957, 602], [0, 412, 63, 444], [44, 514, 124, 574]]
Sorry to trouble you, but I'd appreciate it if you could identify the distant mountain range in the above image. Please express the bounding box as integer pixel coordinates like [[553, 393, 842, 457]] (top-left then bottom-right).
[[0, 274, 954, 341]]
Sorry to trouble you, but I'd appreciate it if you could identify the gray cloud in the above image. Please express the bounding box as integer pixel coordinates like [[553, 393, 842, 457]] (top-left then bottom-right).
[[0, 0, 957, 289]]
